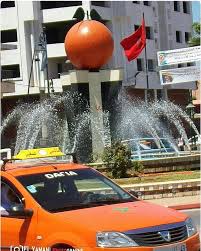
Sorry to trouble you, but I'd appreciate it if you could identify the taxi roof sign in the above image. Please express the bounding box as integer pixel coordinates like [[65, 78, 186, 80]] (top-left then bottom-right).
[[13, 147, 65, 160]]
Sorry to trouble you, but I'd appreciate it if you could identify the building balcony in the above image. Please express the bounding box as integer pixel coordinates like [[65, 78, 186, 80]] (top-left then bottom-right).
[[47, 43, 66, 58], [42, 6, 83, 24], [2, 80, 40, 98], [1, 49, 20, 65], [1, 42, 18, 50], [0, 7, 17, 30]]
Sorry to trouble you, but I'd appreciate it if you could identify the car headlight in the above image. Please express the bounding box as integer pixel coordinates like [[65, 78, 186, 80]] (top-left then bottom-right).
[[185, 217, 197, 237], [96, 231, 138, 247]]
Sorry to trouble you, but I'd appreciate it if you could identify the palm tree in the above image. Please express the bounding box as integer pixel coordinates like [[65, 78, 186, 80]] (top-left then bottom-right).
[[188, 22, 200, 47]]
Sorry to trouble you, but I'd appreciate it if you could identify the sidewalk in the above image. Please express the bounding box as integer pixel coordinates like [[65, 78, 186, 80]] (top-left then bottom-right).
[[146, 195, 200, 210]]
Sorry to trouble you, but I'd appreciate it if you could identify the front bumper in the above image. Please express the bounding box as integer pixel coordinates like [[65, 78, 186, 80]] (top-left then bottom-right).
[[82, 233, 200, 251]]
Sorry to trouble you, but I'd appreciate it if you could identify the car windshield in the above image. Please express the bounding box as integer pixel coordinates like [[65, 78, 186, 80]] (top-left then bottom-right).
[[17, 168, 136, 212]]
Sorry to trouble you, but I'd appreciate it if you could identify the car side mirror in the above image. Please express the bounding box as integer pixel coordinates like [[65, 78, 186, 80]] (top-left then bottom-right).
[[8, 204, 33, 218], [128, 190, 142, 198]]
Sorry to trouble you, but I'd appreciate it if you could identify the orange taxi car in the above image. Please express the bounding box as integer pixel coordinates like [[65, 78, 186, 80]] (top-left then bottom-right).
[[1, 147, 200, 251]]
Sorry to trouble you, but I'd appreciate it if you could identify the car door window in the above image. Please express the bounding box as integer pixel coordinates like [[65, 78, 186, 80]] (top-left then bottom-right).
[[1, 181, 23, 216]]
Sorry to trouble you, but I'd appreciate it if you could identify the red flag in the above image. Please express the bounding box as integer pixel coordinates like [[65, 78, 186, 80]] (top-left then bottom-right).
[[120, 18, 146, 61]]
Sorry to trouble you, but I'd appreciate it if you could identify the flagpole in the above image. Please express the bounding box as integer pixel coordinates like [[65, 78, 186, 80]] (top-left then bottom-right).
[[143, 13, 149, 92]]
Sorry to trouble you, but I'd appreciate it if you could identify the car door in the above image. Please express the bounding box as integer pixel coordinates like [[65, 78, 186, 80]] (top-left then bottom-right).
[[1, 178, 37, 250]]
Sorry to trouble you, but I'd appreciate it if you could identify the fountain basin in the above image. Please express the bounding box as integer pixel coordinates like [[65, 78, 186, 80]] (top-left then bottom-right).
[[122, 137, 177, 160]]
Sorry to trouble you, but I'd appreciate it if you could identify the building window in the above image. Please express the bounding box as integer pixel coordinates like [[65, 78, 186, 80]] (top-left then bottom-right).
[[41, 1, 82, 9], [178, 63, 185, 68], [134, 25, 140, 31], [1, 65, 20, 79], [176, 31, 182, 43], [183, 1, 190, 14], [91, 1, 107, 7], [174, 1, 180, 11], [146, 27, 153, 39], [45, 21, 77, 44], [137, 59, 143, 71], [132, 1, 140, 4], [1, 1, 15, 8], [143, 1, 151, 6], [135, 26, 153, 39], [187, 62, 195, 67], [185, 32, 191, 43], [1, 29, 17, 43], [148, 59, 155, 71]]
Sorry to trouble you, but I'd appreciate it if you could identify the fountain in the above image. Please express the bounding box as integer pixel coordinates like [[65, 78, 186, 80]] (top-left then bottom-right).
[[114, 90, 200, 160], [1, 88, 200, 162], [1, 91, 111, 162]]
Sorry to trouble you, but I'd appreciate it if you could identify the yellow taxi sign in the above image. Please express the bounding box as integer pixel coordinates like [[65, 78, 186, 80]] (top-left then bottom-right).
[[13, 147, 65, 160]]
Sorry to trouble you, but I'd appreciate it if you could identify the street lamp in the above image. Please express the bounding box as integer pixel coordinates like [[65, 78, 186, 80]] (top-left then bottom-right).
[[186, 102, 196, 150]]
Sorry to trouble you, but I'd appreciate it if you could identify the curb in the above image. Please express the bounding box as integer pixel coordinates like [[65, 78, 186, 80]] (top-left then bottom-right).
[[168, 203, 200, 210], [121, 179, 200, 200]]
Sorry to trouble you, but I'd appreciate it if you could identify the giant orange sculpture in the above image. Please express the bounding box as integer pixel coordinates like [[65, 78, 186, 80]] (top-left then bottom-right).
[[64, 20, 114, 70]]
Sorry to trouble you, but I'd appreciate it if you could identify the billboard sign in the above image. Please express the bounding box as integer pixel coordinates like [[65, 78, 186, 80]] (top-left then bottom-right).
[[157, 46, 201, 66], [159, 66, 200, 85]]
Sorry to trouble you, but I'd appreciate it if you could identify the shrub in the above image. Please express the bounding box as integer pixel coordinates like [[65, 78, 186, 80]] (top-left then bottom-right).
[[132, 161, 144, 179], [102, 141, 133, 178]]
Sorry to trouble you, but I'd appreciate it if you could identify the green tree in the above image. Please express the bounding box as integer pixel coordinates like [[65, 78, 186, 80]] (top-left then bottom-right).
[[188, 22, 200, 47]]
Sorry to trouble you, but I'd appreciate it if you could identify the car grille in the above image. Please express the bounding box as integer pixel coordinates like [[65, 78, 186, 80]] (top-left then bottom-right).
[[126, 222, 188, 246]]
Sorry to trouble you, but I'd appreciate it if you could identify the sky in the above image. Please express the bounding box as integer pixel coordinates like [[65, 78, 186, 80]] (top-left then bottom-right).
[[192, 1, 200, 22]]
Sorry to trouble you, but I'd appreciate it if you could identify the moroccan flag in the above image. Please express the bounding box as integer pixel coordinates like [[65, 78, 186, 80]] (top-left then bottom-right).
[[120, 18, 146, 61]]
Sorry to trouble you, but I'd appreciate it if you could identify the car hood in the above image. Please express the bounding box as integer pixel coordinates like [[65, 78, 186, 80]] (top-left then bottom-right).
[[56, 200, 187, 232]]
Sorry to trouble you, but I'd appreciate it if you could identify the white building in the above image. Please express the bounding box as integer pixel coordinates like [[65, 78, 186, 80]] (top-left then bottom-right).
[[1, 1, 196, 100]]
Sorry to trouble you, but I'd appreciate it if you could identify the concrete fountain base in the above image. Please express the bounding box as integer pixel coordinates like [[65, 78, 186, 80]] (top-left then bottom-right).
[[90, 153, 200, 174], [138, 153, 200, 174]]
